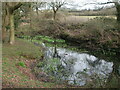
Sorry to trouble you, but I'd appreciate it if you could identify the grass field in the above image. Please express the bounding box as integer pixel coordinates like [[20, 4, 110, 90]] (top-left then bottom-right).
[[60, 15, 116, 24]]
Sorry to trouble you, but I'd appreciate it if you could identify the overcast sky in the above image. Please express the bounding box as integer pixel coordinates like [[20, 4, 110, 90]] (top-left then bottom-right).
[[40, 0, 115, 10], [66, 0, 115, 10], [2, 0, 116, 10]]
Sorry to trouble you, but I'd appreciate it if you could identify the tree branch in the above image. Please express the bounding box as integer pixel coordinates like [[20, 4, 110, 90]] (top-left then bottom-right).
[[12, 2, 23, 11], [7, 2, 23, 13]]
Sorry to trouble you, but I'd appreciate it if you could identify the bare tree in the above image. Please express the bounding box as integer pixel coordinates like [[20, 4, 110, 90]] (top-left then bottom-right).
[[48, 0, 66, 58], [49, 0, 66, 20], [33, 2, 46, 16]]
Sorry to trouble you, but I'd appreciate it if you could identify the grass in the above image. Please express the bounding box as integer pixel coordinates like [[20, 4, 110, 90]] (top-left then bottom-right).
[[2, 38, 43, 59], [2, 38, 65, 88], [20, 35, 89, 53], [21, 35, 65, 43], [17, 61, 26, 68], [60, 15, 116, 24]]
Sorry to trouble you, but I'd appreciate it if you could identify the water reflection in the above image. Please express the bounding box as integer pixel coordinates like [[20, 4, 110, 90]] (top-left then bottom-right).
[[42, 46, 113, 86]]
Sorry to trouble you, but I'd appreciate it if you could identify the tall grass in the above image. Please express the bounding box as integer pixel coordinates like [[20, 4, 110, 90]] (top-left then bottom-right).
[[59, 15, 116, 25]]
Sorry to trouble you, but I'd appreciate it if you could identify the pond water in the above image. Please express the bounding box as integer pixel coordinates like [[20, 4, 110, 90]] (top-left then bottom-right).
[[40, 43, 113, 86]]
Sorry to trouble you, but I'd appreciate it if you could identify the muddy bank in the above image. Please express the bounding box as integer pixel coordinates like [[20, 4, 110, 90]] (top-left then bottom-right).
[[60, 33, 120, 60]]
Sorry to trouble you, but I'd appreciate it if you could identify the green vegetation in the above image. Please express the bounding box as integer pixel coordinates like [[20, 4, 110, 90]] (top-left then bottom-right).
[[36, 58, 67, 84], [3, 38, 43, 59], [2, 39, 65, 88], [2, 1, 120, 88], [20, 35, 88, 53], [43, 58, 61, 72], [61, 17, 120, 60], [17, 61, 26, 68], [21, 35, 65, 43]]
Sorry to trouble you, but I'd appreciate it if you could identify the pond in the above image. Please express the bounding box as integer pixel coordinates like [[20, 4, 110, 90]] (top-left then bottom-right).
[[40, 43, 114, 86]]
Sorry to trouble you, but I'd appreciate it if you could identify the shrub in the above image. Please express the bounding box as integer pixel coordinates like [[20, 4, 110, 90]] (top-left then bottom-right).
[[78, 17, 117, 39], [82, 17, 116, 31], [18, 61, 26, 68]]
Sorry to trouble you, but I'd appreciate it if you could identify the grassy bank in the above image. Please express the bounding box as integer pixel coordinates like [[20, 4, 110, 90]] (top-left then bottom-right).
[[2, 39, 65, 88]]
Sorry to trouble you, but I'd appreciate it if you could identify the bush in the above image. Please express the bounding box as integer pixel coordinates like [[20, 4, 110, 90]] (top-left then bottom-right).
[[18, 61, 26, 68], [78, 17, 117, 39], [82, 17, 116, 31]]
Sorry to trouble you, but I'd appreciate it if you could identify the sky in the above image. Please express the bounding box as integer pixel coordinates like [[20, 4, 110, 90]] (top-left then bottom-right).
[[66, 0, 115, 10], [2, 0, 117, 10], [40, 0, 115, 10]]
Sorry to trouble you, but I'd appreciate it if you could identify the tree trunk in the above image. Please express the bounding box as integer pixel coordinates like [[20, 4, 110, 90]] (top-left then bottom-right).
[[115, 2, 120, 29], [2, 2, 22, 44], [2, 15, 6, 43], [9, 13, 15, 45], [53, 11, 57, 58], [2, 3, 6, 43], [29, 3, 32, 29], [2, 3, 9, 43], [53, 11, 56, 20], [2, 13, 10, 43], [36, 7, 39, 16], [115, 3, 120, 23], [2, 26, 6, 43]]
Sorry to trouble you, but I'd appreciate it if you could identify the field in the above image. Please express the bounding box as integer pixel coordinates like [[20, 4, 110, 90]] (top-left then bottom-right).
[[59, 15, 116, 24]]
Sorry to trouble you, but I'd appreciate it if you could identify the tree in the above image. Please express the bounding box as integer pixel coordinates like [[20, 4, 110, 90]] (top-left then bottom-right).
[[114, 1, 120, 23], [48, 0, 66, 58], [2, 2, 23, 44], [2, 3, 9, 43], [33, 2, 46, 16], [49, 0, 66, 20], [99, 0, 120, 23], [99, 0, 120, 29]]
